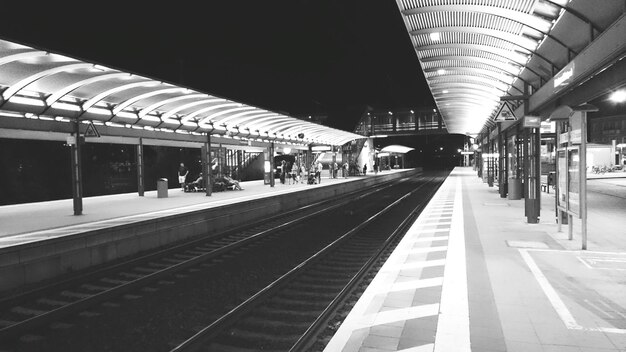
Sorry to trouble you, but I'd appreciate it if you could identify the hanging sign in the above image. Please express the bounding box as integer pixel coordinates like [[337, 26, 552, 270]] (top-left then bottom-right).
[[522, 115, 542, 128], [494, 102, 517, 122], [84, 121, 101, 138]]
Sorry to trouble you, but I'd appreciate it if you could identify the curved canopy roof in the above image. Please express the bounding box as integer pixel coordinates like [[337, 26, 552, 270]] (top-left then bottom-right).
[[0, 38, 363, 146], [395, 0, 571, 135], [380, 145, 415, 154]]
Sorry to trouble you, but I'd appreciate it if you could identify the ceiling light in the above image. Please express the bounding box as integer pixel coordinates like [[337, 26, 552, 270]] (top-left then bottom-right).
[[442, 90, 448, 93], [437, 69, 445, 75], [609, 90, 626, 103], [430, 32, 441, 41]]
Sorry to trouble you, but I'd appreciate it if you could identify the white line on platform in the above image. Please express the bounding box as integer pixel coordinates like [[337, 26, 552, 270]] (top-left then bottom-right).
[[399, 343, 435, 352], [434, 176, 470, 352], [521, 248, 626, 334], [358, 303, 440, 327], [406, 246, 448, 254], [519, 248, 582, 330], [373, 277, 443, 294], [384, 259, 447, 272], [411, 236, 449, 243]]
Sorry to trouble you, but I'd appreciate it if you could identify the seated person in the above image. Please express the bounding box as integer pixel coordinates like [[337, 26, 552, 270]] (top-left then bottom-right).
[[186, 173, 205, 192], [222, 174, 243, 190]]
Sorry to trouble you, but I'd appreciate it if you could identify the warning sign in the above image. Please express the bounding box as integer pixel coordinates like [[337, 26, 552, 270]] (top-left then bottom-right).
[[84, 121, 101, 138], [494, 102, 516, 122]]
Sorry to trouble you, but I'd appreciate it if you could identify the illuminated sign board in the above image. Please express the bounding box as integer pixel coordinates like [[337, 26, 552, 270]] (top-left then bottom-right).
[[554, 62, 574, 92], [523, 115, 541, 128]]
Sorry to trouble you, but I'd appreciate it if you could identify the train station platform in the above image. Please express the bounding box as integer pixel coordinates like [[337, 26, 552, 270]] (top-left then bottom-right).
[[0, 169, 414, 293], [325, 167, 626, 352]]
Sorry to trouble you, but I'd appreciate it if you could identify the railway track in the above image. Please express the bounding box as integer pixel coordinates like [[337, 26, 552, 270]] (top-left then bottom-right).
[[0, 176, 408, 348], [171, 175, 445, 352], [0, 172, 447, 352]]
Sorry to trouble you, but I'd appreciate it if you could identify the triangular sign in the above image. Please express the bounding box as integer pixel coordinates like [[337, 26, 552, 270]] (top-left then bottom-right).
[[494, 102, 517, 122], [84, 121, 101, 138]]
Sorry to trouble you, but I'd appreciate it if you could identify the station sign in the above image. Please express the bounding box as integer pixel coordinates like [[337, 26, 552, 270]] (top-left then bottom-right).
[[494, 102, 516, 122], [84, 121, 101, 138], [554, 62, 575, 93], [522, 115, 541, 128]]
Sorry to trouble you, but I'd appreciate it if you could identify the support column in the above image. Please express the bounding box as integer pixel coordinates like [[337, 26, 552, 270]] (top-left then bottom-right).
[[499, 126, 507, 198], [203, 134, 212, 196], [580, 111, 588, 249], [137, 138, 145, 196], [70, 118, 83, 215], [526, 126, 541, 223], [270, 142, 275, 187]]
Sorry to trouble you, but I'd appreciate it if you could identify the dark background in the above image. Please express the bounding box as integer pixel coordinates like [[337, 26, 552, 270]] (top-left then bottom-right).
[[0, 2, 466, 205], [0, 1, 434, 131]]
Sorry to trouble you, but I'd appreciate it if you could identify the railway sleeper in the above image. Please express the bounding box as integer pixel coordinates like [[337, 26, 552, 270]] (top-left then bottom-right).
[[299, 275, 347, 285], [289, 282, 345, 292], [277, 288, 337, 300], [254, 306, 320, 321], [204, 342, 266, 352], [266, 297, 328, 310], [239, 316, 310, 333], [215, 327, 300, 350]]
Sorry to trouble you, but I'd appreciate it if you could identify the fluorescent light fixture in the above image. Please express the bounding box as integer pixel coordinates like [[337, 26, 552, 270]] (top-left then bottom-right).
[[140, 115, 161, 122], [410, 110, 414, 114], [0, 111, 24, 118], [442, 90, 449, 93], [87, 107, 111, 115], [429, 32, 441, 41], [9, 96, 45, 106], [52, 102, 81, 111], [609, 90, 626, 103], [437, 69, 445, 75], [117, 111, 138, 119]]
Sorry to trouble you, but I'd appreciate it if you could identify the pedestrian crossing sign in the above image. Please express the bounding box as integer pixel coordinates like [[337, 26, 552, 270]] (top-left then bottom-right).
[[494, 102, 516, 122], [84, 121, 101, 138]]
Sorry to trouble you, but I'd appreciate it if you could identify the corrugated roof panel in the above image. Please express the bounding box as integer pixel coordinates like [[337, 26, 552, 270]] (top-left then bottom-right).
[[396, 0, 564, 134]]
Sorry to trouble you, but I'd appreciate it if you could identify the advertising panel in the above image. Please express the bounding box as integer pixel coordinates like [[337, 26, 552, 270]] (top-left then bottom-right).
[[568, 148, 580, 216], [557, 149, 567, 210]]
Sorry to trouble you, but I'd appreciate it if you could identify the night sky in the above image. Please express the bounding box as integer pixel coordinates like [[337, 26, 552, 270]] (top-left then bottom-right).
[[0, 1, 434, 132]]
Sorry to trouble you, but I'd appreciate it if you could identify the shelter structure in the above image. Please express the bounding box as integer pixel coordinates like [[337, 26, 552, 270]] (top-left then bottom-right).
[[0, 37, 364, 214], [395, 0, 626, 244]]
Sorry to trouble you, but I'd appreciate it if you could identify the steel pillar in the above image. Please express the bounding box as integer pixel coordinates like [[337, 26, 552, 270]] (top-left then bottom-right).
[[136, 138, 145, 196]]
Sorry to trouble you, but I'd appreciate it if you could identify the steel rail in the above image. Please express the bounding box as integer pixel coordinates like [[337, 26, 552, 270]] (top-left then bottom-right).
[[170, 176, 438, 352], [0, 176, 410, 342]]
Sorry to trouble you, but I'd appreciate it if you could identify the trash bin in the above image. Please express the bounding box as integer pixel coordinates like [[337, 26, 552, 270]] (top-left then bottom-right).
[[508, 178, 522, 200], [157, 178, 168, 198]]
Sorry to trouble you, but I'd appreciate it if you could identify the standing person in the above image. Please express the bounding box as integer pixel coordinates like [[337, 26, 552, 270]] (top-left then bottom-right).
[[280, 160, 286, 184], [178, 162, 188, 191], [333, 161, 338, 178], [300, 164, 307, 184], [316, 161, 323, 184], [291, 162, 299, 184], [362, 164, 367, 175], [343, 161, 349, 178]]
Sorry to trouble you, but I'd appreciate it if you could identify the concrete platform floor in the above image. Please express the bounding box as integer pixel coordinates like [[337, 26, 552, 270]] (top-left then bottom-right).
[[325, 167, 626, 352], [0, 170, 396, 248]]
